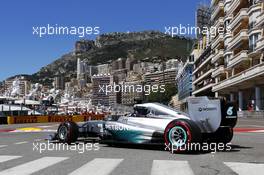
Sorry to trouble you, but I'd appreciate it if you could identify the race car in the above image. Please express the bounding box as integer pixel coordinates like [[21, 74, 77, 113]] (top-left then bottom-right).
[[52, 96, 237, 151]]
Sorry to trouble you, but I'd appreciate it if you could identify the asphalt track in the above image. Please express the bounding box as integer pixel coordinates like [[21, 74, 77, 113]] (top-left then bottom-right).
[[0, 118, 263, 175]]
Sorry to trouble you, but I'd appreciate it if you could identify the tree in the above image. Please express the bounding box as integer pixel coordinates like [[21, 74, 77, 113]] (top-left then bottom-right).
[[147, 84, 177, 104]]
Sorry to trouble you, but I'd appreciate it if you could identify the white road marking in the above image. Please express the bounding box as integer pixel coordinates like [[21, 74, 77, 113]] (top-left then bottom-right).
[[250, 130, 264, 133], [0, 156, 22, 163], [0, 156, 68, 175], [37, 125, 52, 128], [0, 145, 7, 148], [14, 141, 28, 145], [224, 162, 264, 175], [69, 158, 123, 175], [34, 139, 42, 142], [151, 160, 194, 175], [239, 124, 264, 128], [37, 124, 59, 128]]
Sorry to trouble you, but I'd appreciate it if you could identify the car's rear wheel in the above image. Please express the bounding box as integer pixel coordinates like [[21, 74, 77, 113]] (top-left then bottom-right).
[[57, 121, 79, 144], [210, 127, 233, 144], [164, 119, 202, 152]]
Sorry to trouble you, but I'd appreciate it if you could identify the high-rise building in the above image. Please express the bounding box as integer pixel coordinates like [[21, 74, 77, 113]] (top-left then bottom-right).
[[143, 68, 179, 86], [91, 74, 116, 106], [192, 44, 215, 96], [125, 57, 136, 71], [77, 58, 87, 80], [177, 50, 198, 103], [192, 2, 215, 97], [53, 76, 64, 90], [121, 80, 143, 106], [97, 64, 110, 75], [196, 3, 211, 39], [0, 82, 4, 95], [210, 0, 264, 117], [4, 76, 31, 97]]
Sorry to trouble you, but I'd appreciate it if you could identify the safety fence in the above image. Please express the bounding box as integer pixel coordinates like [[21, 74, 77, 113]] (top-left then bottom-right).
[[6, 114, 106, 124]]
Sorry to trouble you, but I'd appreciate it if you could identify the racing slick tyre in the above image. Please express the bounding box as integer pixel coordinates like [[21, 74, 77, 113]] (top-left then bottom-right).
[[164, 119, 202, 153], [210, 127, 233, 144], [57, 121, 79, 144]]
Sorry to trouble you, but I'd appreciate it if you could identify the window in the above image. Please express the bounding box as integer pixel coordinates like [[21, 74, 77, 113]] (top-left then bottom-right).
[[249, 34, 259, 52]]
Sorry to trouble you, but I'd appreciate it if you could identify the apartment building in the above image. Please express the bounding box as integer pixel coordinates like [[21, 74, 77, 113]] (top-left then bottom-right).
[[176, 51, 197, 111], [143, 68, 178, 86], [177, 61, 193, 102], [192, 3, 215, 97], [192, 38, 216, 96], [91, 74, 116, 107], [211, 0, 264, 117], [121, 80, 143, 106], [4, 76, 31, 97]]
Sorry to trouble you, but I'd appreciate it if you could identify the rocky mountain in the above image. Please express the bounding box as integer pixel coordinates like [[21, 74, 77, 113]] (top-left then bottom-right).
[[28, 31, 194, 85]]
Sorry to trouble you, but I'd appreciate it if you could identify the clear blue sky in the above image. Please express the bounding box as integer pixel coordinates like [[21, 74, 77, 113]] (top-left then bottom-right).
[[0, 0, 207, 81]]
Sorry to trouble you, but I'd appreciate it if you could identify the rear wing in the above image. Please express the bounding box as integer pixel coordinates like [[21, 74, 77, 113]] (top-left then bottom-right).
[[187, 97, 237, 133]]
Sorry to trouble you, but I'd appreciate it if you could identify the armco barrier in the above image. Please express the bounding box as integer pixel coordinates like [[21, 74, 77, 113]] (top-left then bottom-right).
[[7, 114, 105, 124]]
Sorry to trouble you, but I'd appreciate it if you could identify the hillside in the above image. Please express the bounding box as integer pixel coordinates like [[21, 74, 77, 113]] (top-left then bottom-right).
[[29, 31, 194, 85]]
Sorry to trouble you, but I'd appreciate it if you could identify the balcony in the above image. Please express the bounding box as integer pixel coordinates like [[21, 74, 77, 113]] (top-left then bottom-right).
[[224, 0, 232, 13], [224, 51, 233, 57], [193, 69, 213, 85], [256, 12, 264, 27], [256, 37, 264, 51], [224, 31, 232, 40], [213, 17, 224, 29], [228, 29, 248, 50], [224, 33, 232, 48], [227, 50, 249, 68], [211, 50, 224, 64], [213, 62, 264, 92], [193, 83, 215, 95], [212, 0, 221, 6], [248, 3, 261, 16], [248, 27, 262, 37], [193, 53, 213, 74], [211, 1, 224, 21], [211, 33, 224, 49], [229, 8, 248, 30], [212, 65, 225, 77], [228, 0, 241, 15]]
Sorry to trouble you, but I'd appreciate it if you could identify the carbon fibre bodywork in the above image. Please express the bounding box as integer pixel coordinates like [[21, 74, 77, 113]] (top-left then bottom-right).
[[77, 103, 190, 144], [55, 97, 237, 145]]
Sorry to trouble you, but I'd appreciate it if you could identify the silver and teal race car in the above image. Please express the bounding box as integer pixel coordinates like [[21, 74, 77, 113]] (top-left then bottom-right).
[[53, 97, 237, 152]]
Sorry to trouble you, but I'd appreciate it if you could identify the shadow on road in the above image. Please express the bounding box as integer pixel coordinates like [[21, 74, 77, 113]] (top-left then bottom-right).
[[100, 143, 250, 155], [49, 138, 253, 155], [229, 144, 253, 152]]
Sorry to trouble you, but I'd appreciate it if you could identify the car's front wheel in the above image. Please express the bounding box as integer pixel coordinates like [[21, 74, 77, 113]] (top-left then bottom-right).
[[57, 121, 79, 144], [164, 119, 202, 152]]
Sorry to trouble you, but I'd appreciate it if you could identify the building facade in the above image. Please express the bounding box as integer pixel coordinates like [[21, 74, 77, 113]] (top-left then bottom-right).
[[211, 0, 264, 116], [53, 76, 65, 90], [196, 3, 212, 39], [143, 68, 178, 86], [177, 54, 196, 102], [121, 80, 143, 106], [192, 3, 215, 97], [91, 74, 116, 107], [192, 44, 215, 96], [4, 76, 31, 97]]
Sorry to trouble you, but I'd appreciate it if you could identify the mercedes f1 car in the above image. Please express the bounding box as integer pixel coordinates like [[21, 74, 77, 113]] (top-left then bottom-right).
[[52, 97, 237, 151]]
